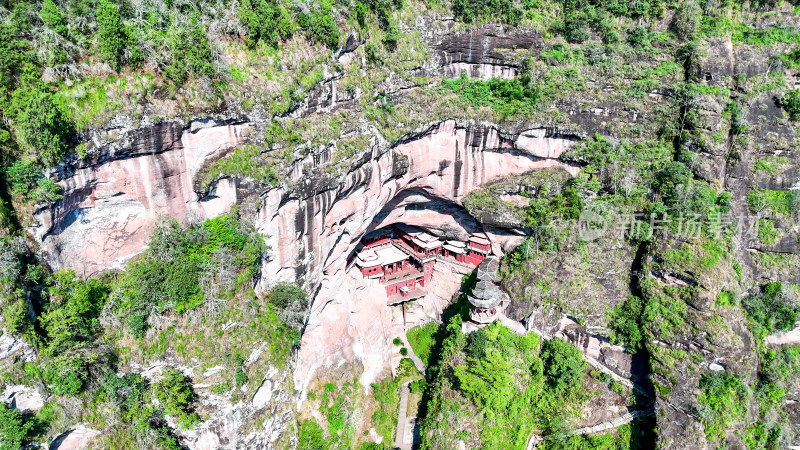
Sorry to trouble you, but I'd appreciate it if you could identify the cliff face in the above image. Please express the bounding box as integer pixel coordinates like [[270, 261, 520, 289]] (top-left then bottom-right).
[[17, 10, 800, 447], [31, 117, 578, 393], [32, 122, 247, 275]]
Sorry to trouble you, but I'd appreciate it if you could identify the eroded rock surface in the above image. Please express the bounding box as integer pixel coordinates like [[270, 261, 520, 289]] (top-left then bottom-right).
[[50, 424, 101, 450], [32, 122, 247, 275], [2, 384, 45, 413]]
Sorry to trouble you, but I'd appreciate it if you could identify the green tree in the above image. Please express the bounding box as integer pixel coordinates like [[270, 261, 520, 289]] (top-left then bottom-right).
[[238, 0, 294, 48], [96, 0, 134, 70], [41, 0, 67, 35], [540, 338, 586, 397], [152, 367, 199, 429], [780, 89, 800, 121], [297, 1, 340, 48], [163, 15, 216, 85], [454, 348, 516, 414], [40, 270, 110, 355], [8, 87, 74, 165], [0, 403, 31, 450], [297, 419, 328, 449]]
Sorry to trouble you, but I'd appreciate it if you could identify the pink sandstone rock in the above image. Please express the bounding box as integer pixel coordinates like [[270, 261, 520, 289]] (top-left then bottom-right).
[[32, 118, 580, 396], [32, 124, 248, 275], [50, 424, 100, 450], [252, 120, 579, 393]]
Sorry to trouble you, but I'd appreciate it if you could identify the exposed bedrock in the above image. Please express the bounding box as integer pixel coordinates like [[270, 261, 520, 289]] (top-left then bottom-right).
[[430, 25, 544, 79], [31, 122, 247, 275], [30, 117, 580, 394], [255, 119, 579, 392]]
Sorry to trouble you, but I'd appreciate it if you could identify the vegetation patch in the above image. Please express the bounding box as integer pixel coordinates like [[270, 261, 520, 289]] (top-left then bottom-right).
[[407, 322, 440, 366], [741, 282, 799, 340], [697, 372, 749, 442]]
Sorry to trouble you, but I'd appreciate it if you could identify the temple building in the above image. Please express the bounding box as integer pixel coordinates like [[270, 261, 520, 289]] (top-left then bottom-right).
[[351, 225, 492, 307]]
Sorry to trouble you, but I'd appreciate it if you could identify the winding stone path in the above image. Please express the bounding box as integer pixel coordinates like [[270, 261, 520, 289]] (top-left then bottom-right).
[[393, 332, 428, 450], [525, 409, 655, 450], [394, 382, 412, 450], [399, 333, 427, 373]]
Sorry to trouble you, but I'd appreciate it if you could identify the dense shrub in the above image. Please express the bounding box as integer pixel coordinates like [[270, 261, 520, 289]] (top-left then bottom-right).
[[452, 0, 522, 26], [742, 282, 799, 339], [41, 270, 110, 355], [8, 87, 74, 165], [0, 403, 31, 450], [440, 73, 547, 119], [541, 338, 586, 397], [297, 1, 340, 48], [152, 368, 199, 429], [117, 210, 266, 331], [780, 89, 800, 121], [96, 0, 139, 70], [370, 377, 400, 443], [163, 15, 216, 85], [267, 282, 309, 331], [297, 419, 328, 449], [406, 322, 439, 366], [40, 0, 67, 36], [43, 352, 91, 395], [697, 372, 748, 441], [5, 160, 62, 203], [238, 0, 294, 48], [608, 295, 646, 351]]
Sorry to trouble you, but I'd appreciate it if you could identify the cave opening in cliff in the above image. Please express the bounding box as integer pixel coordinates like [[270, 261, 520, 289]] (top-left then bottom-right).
[[341, 189, 518, 329]]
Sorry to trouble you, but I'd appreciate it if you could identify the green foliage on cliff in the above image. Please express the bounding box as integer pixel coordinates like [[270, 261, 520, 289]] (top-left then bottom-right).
[[40, 0, 67, 36], [419, 319, 596, 448], [0, 403, 32, 450], [116, 209, 266, 335], [297, 0, 341, 48], [697, 372, 749, 442], [780, 89, 800, 121], [7, 86, 74, 165], [742, 282, 799, 340], [4, 160, 62, 203], [370, 377, 400, 443], [152, 368, 200, 429], [747, 189, 797, 217], [239, 0, 295, 48], [407, 322, 439, 366], [164, 15, 216, 84], [96, 0, 139, 70], [452, 0, 522, 26], [440, 73, 545, 119]]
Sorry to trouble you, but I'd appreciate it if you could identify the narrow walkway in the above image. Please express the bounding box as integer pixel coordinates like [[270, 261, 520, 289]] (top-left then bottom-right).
[[765, 322, 800, 346], [399, 333, 427, 373], [394, 382, 412, 450], [525, 408, 655, 450], [498, 313, 527, 335], [392, 332, 428, 450]]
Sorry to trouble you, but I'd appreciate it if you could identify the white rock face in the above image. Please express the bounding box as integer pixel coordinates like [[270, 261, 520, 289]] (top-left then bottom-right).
[[185, 365, 295, 450], [1, 384, 45, 413], [709, 363, 725, 372], [50, 424, 101, 450], [251, 379, 273, 409], [0, 333, 36, 363]]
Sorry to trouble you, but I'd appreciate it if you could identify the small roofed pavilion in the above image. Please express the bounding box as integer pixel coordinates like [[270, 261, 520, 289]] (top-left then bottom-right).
[[467, 257, 509, 325]]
